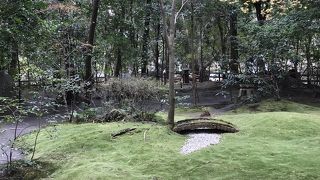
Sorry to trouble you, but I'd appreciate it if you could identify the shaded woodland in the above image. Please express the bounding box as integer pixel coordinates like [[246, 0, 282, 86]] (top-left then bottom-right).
[[0, 0, 320, 178]]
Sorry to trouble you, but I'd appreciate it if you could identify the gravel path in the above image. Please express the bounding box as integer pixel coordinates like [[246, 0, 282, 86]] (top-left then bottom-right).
[[179, 102, 238, 155], [208, 104, 238, 116], [0, 114, 64, 164], [180, 133, 221, 155]]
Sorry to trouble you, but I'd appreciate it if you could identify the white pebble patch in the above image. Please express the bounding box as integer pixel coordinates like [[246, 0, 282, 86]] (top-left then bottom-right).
[[180, 133, 221, 155]]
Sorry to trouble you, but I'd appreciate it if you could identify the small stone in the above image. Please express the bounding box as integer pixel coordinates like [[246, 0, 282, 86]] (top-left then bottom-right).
[[200, 111, 211, 117]]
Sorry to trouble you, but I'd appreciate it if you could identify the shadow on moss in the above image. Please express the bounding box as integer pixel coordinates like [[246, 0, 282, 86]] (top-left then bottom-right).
[[0, 160, 56, 180]]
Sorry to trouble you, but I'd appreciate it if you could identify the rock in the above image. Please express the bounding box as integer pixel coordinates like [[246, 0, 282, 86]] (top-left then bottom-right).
[[200, 110, 211, 117], [0, 71, 14, 97]]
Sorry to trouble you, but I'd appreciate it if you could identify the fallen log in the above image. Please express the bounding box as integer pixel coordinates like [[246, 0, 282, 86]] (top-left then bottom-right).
[[111, 128, 137, 138]]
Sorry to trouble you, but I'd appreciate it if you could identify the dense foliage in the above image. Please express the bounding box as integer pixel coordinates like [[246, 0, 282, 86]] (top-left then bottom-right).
[[0, 0, 319, 124], [0, 0, 318, 88]]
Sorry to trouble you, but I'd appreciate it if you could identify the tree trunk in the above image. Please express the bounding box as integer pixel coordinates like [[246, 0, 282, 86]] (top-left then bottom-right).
[[199, 20, 206, 82], [154, 22, 161, 80], [199, 47, 205, 82], [129, 0, 137, 77], [254, 1, 267, 25], [294, 39, 300, 71], [217, 16, 226, 56], [27, 58, 31, 88], [160, 0, 187, 128], [229, 7, 239, 74], [16, 44, 21, 101], [191, 0, 197, 105], [115, 4, 125, 77], [115, 47, 122, 77], [167, 36, 175, 129], [9, 41, 19, 78], [104, 60, 108, 81], [164, 40, 169, 84], [306, 35, 312, 85], [141, 0, 152, 75], [85, 0, 100, 85], [9, 41, 21, 100], [217, 16, 228, 74], [160, 0, 175, 129], [161, 36, 165, 82]]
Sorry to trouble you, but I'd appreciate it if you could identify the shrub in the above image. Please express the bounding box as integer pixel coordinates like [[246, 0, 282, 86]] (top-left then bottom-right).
[[96, 78, 168, 123], [69, 78, 168, 123], [103, 109, 127, 122], [101, 78, 167, 105], [222, 73, 282, 101], [71, 108, 102, 123]]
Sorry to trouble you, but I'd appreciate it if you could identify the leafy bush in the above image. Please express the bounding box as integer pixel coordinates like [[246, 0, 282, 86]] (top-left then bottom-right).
[[222, 73, 282, 101], [101, 78, 167, 105], [103, 109, 127, 122], [95, 78, 168, 123], [71, 108, 102, 123]]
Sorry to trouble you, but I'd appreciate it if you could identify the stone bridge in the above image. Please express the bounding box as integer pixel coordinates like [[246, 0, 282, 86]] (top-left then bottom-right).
[[173, 118, 239, 134]]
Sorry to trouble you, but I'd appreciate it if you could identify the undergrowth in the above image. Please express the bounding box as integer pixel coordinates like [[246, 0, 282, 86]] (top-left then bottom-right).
[[15, 100, 320, 179]]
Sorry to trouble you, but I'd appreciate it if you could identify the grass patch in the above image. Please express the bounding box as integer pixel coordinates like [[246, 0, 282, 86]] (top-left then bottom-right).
[[17, 101, 320, 179]]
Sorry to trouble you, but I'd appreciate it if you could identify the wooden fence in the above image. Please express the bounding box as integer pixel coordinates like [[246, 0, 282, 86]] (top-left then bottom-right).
[[15, 70, 320, 87]]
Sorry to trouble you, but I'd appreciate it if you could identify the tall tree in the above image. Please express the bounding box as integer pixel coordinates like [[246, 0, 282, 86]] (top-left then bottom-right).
[[229, 6, 239, 74], [85, 0, 100, 86], [114, 3, 126, 77], [154, 21, 161, 80], [9, 41, 19, 78], [160, 0, 188, 129], [253, 1, 268, 25], [141, 0, 152, 75], [190, 0, 197, 105]]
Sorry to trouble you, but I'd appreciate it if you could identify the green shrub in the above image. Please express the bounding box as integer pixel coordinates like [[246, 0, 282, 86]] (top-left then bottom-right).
[[95, 78, 168, 123], [101, 78, 167, 106]]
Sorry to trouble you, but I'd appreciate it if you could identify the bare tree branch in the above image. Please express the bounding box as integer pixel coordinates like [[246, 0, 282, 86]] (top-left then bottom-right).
[[174, 0, 188, 24]]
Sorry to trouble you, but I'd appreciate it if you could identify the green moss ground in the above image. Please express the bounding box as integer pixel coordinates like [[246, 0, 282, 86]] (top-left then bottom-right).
[[18, 100, 320, 179], [232, 99, 320, 114]]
